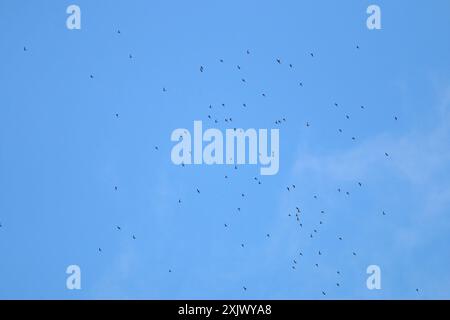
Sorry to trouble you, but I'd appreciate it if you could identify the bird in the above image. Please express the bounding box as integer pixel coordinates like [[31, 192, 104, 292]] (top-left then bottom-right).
[[98, 248, 102, 253], [276, 58, 281, 64], [200, 66, 204, 72], [114, 186, 118, 191], [90, 74, 94, 79], [23, 46, 27, 51], [116, 226, 121, 231], [132, 235, 136, 240], [196, 188, 201, 194], [243, 286, 247, 291]]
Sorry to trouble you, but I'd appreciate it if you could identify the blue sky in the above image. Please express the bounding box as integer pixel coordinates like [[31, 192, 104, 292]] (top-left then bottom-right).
[[0, 0, 450, 299]]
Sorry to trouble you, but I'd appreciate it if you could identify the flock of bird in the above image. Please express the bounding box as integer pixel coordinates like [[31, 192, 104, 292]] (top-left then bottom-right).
[[10, 27, 423, 298]]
